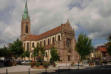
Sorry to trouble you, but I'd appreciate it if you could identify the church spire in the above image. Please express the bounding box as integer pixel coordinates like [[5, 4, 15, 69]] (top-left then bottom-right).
[[23, 0, 29, 19], [25, 0, 28, 8]]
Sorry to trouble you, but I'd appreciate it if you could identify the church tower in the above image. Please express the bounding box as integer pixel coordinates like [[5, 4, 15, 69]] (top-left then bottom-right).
[[21, 0, 31, 40]]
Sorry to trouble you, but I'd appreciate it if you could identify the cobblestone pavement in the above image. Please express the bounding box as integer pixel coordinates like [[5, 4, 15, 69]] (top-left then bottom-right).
[[0, 65, 44, 73], [0, 64, 88, 74], [0, 65, 57, 74]]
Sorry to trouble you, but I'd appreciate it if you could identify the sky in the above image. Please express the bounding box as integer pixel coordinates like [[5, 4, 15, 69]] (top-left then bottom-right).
[[0, 0, 110, 47]]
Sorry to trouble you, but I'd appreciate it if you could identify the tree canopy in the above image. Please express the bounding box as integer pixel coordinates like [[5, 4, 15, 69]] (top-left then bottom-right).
[[50, 47, 59, 63], [33, 44, 45, 61], [76, 34, 93, 60], [0, 46, 12, 58], [106, 36, 111, 56], [9, 39, 24, 58]]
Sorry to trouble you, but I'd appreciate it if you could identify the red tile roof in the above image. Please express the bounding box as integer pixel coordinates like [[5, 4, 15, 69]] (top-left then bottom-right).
[[97, 46, 107, 52], [24, 25, 62, 41]]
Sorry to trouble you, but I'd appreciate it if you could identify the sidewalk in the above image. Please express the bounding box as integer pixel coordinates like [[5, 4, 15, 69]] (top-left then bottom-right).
[[0, 65, 57, 74], [0, 65, 39, 73], [0, 64, 89, 74]]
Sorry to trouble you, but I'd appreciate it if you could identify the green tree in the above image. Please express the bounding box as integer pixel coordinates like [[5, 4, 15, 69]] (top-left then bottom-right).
[[50, 47, 59, 63], [106, 36, 111, 56], [33, 46, 39, 61], [76, 34, 93, 61], [0, 46, 12, 58], [22, 50, 30, 58], [33, 44, 45, 62], [9, 39, 24, 58]]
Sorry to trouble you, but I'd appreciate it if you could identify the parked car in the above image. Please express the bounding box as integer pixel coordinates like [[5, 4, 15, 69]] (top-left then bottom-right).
[[21, 60, 31, 65], [0, 60, 4, 67], [16, 60, 23, 65]]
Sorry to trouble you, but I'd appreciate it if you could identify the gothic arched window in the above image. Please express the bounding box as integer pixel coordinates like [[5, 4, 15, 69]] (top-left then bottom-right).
[[32, 42, 34, 48], [48, 39, 50, 45], [27, 43, 29, 51], [58, 35, 61, 41], [45, 52, 48, 57], [26, 24, 28, 33], [52, 37, 55, 44], [66, 38, 71, 47], [40, 41, 42, 46], [24, 43, 25, 50], [44, 40, 46, 46]]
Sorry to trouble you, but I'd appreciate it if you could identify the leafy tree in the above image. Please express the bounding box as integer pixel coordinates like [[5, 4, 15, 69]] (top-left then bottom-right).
[[0, 46, 12, 58], [22, 50, 30, 58], [107, 45, 111, 56], [106, 36, 111, 56], [25, 50, 30, 57], [9, 39, 24, 58], [33, 44, 45, 62], [76, 34, 93, 61], [33, 46, 39, 61], [50, 47, 59, 63]]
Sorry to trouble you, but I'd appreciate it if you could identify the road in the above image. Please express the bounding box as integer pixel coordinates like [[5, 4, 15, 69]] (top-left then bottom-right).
[[1, 64, 111, 74]]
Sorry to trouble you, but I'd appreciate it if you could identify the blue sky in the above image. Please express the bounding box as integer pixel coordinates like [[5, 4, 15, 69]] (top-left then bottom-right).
[[0, 0, 111, 47]]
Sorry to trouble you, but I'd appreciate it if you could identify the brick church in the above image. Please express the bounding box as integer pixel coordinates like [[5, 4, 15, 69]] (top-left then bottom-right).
[[21, 1, 79, 63]]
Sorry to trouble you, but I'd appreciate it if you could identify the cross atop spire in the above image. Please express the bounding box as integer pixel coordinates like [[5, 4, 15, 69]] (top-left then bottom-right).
[[25, 0, 27, 8]]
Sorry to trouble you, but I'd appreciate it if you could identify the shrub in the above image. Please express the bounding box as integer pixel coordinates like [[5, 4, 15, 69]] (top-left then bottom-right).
[[43, 61, 49, 68], [36, 62, 41, 67], [71, 62, 74, 66], [31, 62, 36, 67]]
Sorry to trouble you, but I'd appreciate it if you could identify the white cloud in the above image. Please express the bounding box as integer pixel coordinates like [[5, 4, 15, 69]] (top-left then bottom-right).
[[0, 0, 111, 46], [0, 0, 10, 11]]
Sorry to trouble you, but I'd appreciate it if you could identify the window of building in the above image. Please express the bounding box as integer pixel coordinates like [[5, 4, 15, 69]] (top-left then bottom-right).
[[58, 35, 61, 41], [68, 55, 70, 61], [48, 39, 50, 45], [52, 37, 55, 44], [32, 42, 34, 48], [40, 41, 42, 46], [66, 38, 71, 47], [44, 40, 46, 46], [37, 42, 39, 46], [46, 52, 48, 57], [55, 36, 56, 41], [27, 42, 29, 51], [24, 43, 25, 50], [26, 24, 28, 33]]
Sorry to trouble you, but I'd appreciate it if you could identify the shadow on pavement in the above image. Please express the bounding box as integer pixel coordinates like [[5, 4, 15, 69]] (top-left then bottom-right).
[[42, 65, 111, 74]]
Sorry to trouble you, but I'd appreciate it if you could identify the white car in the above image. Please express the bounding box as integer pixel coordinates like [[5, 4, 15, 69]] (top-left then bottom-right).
[[21, 60, 31, 65]]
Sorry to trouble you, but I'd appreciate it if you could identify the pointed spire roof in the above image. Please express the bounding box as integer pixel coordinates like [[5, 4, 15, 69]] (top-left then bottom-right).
[[23, 0, 29, 19], [25, 0, 27, 8], [66, 19, 70, 25]]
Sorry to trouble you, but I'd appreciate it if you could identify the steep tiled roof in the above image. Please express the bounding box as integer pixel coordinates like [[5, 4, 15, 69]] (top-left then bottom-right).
[[24, 25, 62, 41], [97, 46, 107, 52], [24, 34, 39, 41]]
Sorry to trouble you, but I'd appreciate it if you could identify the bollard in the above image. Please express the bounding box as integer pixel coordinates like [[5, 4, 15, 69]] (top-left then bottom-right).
[[28, 68, 30, 74], [45, 68, 47, 74], [58, 66, 60, 74], [78, 61, 79, 70], [6, 68, 8, 74]]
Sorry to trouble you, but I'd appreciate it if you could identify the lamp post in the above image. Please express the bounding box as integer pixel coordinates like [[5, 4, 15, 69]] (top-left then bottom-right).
[[6, 67, 8, 74], [78, 61, 79, 69], [28, 67, 30, 74]]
